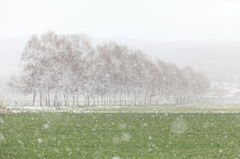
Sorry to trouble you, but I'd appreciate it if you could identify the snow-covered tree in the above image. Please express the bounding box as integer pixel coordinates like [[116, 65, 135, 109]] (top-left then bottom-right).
[[15, 32, 210, 106]]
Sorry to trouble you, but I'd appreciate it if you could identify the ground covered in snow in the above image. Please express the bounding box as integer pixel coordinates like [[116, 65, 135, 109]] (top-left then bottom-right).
[[4, 104, 240, 114], [1, 112, 240, 158]]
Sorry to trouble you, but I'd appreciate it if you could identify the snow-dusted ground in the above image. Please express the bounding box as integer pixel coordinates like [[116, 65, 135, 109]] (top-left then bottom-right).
[[3, 105, 240, 114]]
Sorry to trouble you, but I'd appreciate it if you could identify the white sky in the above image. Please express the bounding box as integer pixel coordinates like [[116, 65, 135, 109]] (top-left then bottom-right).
[[0, 0, 240, 81], [1, 0, 240, 40]]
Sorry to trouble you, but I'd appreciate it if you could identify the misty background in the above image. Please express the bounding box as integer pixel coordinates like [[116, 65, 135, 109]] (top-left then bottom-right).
[[1, 0, 240, 94]]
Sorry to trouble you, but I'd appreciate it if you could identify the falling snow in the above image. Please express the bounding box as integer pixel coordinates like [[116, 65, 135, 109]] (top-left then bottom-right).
[[43, 123, 49, 129], [37, 138, 42, 144]]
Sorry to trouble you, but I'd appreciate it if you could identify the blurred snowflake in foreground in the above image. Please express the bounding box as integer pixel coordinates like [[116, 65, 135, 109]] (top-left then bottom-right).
[[112, 133, 131, 144], [0, 132, 5, 142], [0, 117, 4, 124], [37, 138, 42, 144], [43, 123, 49, 129], [118, 123, 126, 129], [170, 117, 188, 135]]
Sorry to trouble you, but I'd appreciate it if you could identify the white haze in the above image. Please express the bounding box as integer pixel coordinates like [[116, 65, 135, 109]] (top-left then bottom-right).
[[1, 0, 240, 88]]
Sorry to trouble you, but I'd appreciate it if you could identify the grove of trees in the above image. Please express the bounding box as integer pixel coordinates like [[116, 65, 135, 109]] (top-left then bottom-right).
[[13, 32, 210, 106]]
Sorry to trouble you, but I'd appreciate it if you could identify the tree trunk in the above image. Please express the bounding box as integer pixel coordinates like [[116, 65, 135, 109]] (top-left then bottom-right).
[[39, 90, 42, 106], [32, 91, 36, 106], [72, 93, 75, 106]]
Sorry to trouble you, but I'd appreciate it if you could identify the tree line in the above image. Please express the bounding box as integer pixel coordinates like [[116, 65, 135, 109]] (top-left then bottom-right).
[[12, 32, 210, 106]]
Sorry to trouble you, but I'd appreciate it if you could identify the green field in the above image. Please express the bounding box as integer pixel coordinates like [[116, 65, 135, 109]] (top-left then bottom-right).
[[1, 113, 240, 159]]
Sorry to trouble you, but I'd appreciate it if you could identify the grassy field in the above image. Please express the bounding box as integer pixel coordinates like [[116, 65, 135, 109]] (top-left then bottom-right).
[[1, 113, 240, 159]]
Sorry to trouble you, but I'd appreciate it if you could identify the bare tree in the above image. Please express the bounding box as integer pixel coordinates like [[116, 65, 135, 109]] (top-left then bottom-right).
[[15, 32, 210, 106]]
